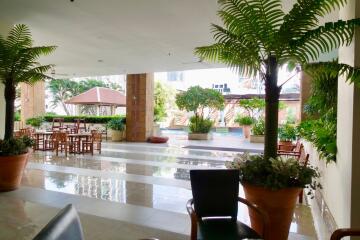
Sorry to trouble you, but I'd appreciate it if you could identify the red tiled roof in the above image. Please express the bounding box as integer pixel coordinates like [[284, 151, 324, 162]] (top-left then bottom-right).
[[65, 87, 126, 106]]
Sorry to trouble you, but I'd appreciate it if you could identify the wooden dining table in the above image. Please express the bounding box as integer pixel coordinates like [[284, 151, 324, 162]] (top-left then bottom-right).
[[67, 133, 92, 154]]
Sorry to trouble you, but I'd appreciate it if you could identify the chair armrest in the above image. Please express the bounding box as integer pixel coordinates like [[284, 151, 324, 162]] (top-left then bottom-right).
[[186, 199, 198, 240], [238, 197, 269, 239], [330, 228, 360, 240]]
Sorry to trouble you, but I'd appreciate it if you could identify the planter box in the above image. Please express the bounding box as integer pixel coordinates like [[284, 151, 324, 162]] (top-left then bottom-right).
[[188, 133, 212, 140], [250, 135, 265, 143], [111, 130, 125, 141]]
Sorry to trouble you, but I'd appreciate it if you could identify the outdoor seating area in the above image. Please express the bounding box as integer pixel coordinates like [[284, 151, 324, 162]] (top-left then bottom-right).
[[15, 118, 102, 156]]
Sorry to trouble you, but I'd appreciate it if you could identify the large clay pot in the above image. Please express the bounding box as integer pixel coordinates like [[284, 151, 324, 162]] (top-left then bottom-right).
[[0, 153, 29, 192], [242, 125, 251, 139], [243, 184, 301, 240]]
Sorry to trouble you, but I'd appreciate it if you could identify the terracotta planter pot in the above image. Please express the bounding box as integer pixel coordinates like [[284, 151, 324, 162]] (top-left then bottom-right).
[[111, 130, 125, 142], [0, 153, 29, 192], [243, 184, 301, 240], [279, 140, 293, 151], [242, 125, 251, 139]]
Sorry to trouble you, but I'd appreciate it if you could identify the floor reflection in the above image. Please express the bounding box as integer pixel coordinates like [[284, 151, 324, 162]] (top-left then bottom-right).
[[22, 169, 192, 214]]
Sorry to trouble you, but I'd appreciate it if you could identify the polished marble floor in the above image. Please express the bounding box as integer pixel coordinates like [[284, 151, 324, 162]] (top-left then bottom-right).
[[0, 140, 330, 239]]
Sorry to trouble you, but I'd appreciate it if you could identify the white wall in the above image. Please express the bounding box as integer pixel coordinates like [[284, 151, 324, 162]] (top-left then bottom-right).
[[308, 0, 360, 229]]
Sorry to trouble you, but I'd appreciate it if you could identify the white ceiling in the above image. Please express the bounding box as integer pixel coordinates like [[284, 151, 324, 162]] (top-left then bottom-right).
[[0, 0, 338, 77]]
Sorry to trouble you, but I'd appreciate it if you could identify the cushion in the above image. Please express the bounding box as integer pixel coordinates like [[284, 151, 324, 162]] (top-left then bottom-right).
[[148, 136, 169, 143]]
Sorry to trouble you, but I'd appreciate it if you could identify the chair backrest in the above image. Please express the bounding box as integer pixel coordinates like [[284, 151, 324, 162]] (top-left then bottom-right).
[[294, 140, 302, 152], [52, 132, 68, 142], [92, 132, 102, 142], [190, 169, 239, 219], [32, 204, 84, 240], [52, 118, 64, 130]]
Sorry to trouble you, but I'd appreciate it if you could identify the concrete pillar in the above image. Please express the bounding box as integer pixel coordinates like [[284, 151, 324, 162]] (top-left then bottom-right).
[[300, 71, 312, 121], [20, 81, 46, 124], [126, 73, 154, 142]]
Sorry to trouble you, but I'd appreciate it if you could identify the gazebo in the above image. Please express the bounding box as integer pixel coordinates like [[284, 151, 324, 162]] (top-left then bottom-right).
[[65, 87, 126, 115]]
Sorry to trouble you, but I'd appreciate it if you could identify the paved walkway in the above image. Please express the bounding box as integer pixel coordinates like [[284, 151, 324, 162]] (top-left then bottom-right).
[[0, 140, 322, 240]]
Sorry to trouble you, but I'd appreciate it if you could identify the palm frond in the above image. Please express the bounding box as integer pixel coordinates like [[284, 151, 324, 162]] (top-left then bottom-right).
[[291, 19, 360, 62], [17, 64, 54, 85], [5, 24, 32, 49], [278, 0, 347, 45], [304, 61, 360, 86], [217, 0, 284, 51]]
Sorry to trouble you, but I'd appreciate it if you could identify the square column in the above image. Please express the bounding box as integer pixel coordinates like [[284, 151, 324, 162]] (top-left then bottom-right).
[[20, 81, 46, 124], [126, 73, 154, 142]]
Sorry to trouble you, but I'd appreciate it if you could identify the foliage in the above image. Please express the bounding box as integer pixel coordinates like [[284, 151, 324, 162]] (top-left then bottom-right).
[[0, 136, 34, 156], [297, 112, 337, 163], [43, 114, 125, 124], [234, 115, 254, 126], [195, 0, 360, 160], [107, 118, 125, 131], [226, 153, 321, 194], [0, 24, 56, 139], [48, 78, 123, 115], [239, 98, 265, 118], [189, 116, 213, 134], [298, 65, 338, 162], [175, 86, 225, 118], [14, 111, 21, 122], [154, 81, 168, 122], [252, 119, 265, 136], [26, 116, 44, 128], [278, 123, 297, 142]]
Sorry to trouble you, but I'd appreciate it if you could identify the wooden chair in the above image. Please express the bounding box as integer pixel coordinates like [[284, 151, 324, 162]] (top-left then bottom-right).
[[330, 228, 360, 240], [82, 131, 102, 155], [52, 132, 77, 157], [278, 140, 302, 159], [187, 169, 268, 240], [52, 118, 64, 131]]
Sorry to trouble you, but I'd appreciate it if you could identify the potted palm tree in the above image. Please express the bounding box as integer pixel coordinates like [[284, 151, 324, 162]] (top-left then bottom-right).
[[196, 1, 360, 239], [0, 24, 56, 191], [175, 86, 224, 140]]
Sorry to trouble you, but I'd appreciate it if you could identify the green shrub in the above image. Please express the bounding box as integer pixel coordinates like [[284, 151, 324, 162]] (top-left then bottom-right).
[[14, 111, 21, 121], [226, 153, 321, 194], [26, 116, 44, 128], [107, 118, 125, 131], [189, 116, 213, 133], [235, 115, 254, 126], [0, 136, 34, 156], [252, 119, 265, 135], [278, 123, 297, 142], [43, 115, 125, 124], [297, 111, 337, 163]]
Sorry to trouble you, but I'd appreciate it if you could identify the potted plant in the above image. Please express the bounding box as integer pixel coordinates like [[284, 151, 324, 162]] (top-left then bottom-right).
[[234, 115, 254, 139], [107, 118, 125, 141], [0, 136, 34, 191], [195, 0, 360, 239], [26, 116, 44, 129], [226, 153, 321, 240], [278, 123, 297, 151], [175, 86, 224, 140], [250, 119, 265, 143], [0, 24, 55, 191]]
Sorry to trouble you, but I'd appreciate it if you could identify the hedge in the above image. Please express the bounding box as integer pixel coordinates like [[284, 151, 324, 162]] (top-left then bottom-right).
[[42, 115, 126, 124]]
